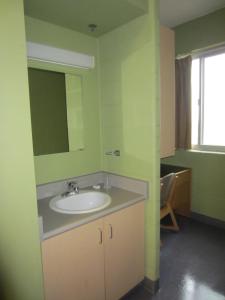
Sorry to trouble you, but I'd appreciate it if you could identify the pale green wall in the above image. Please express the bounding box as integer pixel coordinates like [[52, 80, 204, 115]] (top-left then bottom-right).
[[175, 7, 225, 55], [99, 0, 160, 280], [25, 1, 160, 282], [163, 8, 225, 222], [25, 17, 102, 184], [0, 2, 44, 299]]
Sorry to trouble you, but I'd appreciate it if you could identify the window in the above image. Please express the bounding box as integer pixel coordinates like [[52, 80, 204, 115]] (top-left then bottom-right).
[[191, 47, 225, 152]]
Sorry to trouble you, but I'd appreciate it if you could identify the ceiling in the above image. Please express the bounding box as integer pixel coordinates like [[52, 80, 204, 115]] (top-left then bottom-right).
[[160, 0, 225, 28], [24, 0, 148, 37]]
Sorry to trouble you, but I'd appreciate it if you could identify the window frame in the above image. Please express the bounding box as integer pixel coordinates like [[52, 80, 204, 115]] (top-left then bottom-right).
[[192, 46, 225, 153]]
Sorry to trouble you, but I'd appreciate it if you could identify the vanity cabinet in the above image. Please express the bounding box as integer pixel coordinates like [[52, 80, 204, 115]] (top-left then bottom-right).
[[104, 202, 144, 300], [41, 201, 144, 300], [42, 218, 105, 300], [160, 26, 175, 158]]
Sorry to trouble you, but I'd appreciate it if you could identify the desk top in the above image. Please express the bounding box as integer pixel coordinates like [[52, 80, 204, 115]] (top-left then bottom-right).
[[161, 163, 191, 177]]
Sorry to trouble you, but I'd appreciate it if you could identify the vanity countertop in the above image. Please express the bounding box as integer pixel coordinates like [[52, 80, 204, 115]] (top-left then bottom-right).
[[38, 187, 145, 240]]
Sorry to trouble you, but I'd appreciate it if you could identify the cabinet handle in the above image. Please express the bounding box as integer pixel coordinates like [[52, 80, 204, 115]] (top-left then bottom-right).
[[109, 224, 113, 239], [98, 228, 103, 244]]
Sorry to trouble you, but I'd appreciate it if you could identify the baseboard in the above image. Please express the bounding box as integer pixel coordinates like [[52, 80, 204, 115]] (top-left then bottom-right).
[[142, 276, 160, 295], [191, 212, 225, 230]]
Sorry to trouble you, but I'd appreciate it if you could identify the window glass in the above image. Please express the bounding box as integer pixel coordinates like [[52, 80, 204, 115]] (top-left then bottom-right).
[[203, 53, 225, 146], [191, 49, 225, 151], [191, 58, 200, 145]]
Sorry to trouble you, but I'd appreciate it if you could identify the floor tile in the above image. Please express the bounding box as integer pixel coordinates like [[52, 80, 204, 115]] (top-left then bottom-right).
[[124, 218, 225, 300]]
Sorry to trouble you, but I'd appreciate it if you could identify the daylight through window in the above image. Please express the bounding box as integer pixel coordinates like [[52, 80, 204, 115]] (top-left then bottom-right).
[[191, 47, 225, 152]]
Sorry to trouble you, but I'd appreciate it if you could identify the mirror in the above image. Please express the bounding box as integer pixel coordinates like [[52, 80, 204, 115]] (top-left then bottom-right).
[[28, 67, 84, 156]]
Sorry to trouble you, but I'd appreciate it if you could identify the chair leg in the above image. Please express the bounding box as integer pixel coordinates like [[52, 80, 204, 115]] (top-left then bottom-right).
[[160, 204, 179, 232], [169, 205, 179, 231]]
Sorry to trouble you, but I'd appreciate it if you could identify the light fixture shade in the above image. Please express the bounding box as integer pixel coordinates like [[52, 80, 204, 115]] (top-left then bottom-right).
[[27, 42, 95, 69]]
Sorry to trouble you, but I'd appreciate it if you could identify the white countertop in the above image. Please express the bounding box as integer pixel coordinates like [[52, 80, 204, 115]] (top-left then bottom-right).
[[38, 187, 145, 240]]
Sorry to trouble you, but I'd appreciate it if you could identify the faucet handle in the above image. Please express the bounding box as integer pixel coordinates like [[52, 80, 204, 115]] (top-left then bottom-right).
[[67, 181, 79, 193], [67, 181, 76, 189]]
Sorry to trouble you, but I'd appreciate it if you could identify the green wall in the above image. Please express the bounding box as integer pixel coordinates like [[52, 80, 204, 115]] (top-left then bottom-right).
[[163, 8, 225, 222], [175, 7, 225, 55], [25, 16, 102, 184], [28, 68, 69, 155], [0, 2, 44, 299], [99, 0, 160, 280], [25, 1, 160, 282]]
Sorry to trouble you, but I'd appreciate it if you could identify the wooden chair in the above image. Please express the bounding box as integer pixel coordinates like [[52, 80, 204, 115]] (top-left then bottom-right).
[[160, 173, 179, 231]]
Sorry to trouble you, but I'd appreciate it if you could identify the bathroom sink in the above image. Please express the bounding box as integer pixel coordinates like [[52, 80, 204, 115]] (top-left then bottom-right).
[[49, 191, 111, 214]]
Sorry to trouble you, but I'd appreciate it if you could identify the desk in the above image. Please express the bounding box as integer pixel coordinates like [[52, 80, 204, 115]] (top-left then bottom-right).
[[161, 164, 191, 217]]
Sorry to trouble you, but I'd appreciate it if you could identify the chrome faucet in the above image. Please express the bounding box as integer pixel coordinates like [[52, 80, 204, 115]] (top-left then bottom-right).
[[67, 181, 79, 195]]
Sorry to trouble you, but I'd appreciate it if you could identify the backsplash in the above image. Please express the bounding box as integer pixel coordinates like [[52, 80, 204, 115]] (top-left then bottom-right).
[[36, 172, 149, 200]]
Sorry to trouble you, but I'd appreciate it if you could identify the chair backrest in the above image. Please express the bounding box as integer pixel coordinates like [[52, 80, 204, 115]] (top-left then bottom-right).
[[160, 173, 176, 207]]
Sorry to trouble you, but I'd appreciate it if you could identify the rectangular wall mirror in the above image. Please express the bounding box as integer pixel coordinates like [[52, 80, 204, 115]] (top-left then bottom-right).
[[28, 66, 84, 156]]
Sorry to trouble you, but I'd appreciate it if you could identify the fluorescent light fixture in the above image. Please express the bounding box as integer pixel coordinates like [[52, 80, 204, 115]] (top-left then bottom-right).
[[27, 42, 95, 69]]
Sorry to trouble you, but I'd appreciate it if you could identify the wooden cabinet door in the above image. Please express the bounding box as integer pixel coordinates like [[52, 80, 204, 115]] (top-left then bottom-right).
[[42, 219, 105, 300], [103, 202, 145, 300], [160, 26, 175, 158], [172, 170, 191, 217]]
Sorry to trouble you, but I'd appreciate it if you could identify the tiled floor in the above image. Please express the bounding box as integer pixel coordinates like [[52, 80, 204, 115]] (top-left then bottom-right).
[[123, 217, 225, 300]]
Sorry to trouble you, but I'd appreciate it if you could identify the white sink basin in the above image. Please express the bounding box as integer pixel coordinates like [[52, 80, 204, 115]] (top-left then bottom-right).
[[49, 191, 111, 214]]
